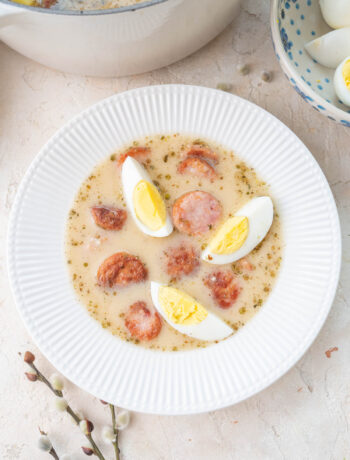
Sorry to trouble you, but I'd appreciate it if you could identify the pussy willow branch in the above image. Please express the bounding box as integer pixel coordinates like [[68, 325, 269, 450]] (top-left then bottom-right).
[[109, 404, 120, 460], [49, 449, 59, 460], [39, 428, 59, 460], [26, 360, 106, 460], [47, 443, 59, 460]]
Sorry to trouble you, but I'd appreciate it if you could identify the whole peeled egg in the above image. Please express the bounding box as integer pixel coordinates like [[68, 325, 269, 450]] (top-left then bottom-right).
[[122, 156, 173, 237], [334, 56, 350, 106], [320, 0, 350, 29], [201, 196, 274, 265]]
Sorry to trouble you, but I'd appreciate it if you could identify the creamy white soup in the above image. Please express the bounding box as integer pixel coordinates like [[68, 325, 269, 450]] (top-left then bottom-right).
[[65, 134, 282, 352]]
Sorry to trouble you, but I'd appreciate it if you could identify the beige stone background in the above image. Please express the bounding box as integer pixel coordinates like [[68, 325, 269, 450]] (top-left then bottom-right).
[[1, 1, 349, 459]]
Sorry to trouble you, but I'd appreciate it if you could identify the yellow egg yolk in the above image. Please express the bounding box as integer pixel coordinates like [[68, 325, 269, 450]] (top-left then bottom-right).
[[158, 287, 208, 325], [208, 216, 249, 255], [12, 0, 36, 4], [342, 59, 350, 90], [133, 180, 166, 231]]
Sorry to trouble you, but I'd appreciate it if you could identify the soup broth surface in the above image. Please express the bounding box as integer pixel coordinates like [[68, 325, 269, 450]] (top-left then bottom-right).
[[13, 0, 147, 10], [57, 0, 145, 10], [66, 134, 282, 351]]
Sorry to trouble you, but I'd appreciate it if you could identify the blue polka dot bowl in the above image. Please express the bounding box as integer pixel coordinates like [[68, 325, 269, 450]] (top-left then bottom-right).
[[270, 0, 350, 127]]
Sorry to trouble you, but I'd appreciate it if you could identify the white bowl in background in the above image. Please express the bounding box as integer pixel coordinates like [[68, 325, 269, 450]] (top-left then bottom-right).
[[0, 0, 240, 77]]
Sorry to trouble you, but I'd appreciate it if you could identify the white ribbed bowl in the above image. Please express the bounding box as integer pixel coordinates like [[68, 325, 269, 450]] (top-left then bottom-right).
[[8, 85, 341, 415]]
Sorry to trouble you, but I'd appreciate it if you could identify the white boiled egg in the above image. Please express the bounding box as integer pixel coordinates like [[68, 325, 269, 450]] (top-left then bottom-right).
[[202, 196, 273, 265], [320, 0, 350, 29], [150, 282, 232, 341], [122, 156, 173, 237], [305, 27, 350, 68], [334, 56, 350, 105]]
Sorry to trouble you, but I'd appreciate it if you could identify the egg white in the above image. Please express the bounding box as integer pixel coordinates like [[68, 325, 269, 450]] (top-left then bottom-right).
[[305, 27, 350, 68], [150, 282, 233, 342], [334, 56, 350, 106], [320, 0, 350, 29], [121, 156, 173, 237], [202, 196, 274, 265]]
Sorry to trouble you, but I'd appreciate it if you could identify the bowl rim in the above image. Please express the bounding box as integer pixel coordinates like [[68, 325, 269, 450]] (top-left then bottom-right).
[[0, 0, 169, 16], [270, 0, 350, 124]]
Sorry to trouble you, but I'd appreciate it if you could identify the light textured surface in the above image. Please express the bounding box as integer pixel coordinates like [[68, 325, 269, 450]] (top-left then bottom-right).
[[0, 0, 349, 458]]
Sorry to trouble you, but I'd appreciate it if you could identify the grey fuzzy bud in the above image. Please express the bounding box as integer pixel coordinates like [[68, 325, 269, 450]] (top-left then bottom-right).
[[38, 435, 52, 452], [79, 419, 94, 435], [54, 397, 68, 412]]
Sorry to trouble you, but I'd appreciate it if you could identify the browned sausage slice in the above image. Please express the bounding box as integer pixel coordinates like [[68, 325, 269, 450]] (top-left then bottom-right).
[[204, 271, 241, 309], [117, 146, 150, 168], [172, 191, 222, 236], [125, 301, 162, 341], [91, 206, 127, 231], [177, 157, 217, 182], [42, 0, 57, 7], [164, 244, 199, 280], [186, 144, 219, 165], [97, 252, 147, 288]]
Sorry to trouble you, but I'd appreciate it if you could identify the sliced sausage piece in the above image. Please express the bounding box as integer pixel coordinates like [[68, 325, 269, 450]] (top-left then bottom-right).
[[172, 191, 222, 236], [177, 157, 217, 182], [91, 206, 127, 231], [125, 301, 162, 341], [164, 244, 199, 280], [204, 271, 241, 309], [117, 146, 150, 168], [97, 252, 147, 288], [42, 0, 57, 7], [186, 144, 219, 166]]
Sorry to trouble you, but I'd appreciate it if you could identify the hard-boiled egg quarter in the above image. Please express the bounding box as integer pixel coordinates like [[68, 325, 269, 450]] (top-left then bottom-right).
[[122, 156, 173, 237], [202, 196, 274, 265], [334, 56, 350, 106], [150, 282, 233, 341], [320, 0, 350, 29], [305, 28, 350, 69]]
